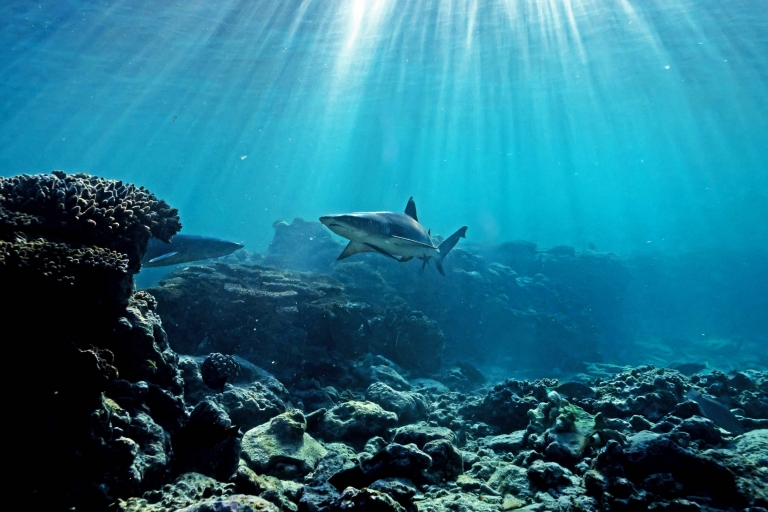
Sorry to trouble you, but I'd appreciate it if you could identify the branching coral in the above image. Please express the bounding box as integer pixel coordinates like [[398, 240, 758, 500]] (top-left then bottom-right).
[[0, 170, 181, 271]]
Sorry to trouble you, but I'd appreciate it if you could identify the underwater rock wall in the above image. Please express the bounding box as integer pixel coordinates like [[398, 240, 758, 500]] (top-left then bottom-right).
[[0, 171, 185, 510], [264, 218, 616, 371], [149, 262, 446, 381]]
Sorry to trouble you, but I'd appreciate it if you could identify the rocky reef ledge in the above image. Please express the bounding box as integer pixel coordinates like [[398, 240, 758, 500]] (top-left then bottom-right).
[[3, 178, 766, 512]]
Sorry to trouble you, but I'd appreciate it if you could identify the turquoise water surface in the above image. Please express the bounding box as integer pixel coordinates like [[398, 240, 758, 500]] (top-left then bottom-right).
[[1, 0, 766, 254]]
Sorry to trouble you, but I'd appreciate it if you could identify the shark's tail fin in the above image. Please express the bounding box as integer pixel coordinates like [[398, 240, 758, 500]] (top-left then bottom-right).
[[435, 226, 468, 275]]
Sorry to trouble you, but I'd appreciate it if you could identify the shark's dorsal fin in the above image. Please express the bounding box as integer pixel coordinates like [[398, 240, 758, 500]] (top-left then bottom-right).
[[337, 241, 374, 260], [405, 197, 418, 222]]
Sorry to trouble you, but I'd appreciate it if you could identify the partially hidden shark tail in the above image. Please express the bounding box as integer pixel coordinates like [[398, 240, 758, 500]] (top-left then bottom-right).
[[435, 226, 468, 276]]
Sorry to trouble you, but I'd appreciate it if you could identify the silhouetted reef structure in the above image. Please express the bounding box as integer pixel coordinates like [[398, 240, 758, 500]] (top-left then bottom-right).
[[1, 171, 184, 510]]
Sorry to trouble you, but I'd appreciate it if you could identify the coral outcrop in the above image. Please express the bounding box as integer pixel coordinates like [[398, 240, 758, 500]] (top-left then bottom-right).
[[0, 171, 184, 510]]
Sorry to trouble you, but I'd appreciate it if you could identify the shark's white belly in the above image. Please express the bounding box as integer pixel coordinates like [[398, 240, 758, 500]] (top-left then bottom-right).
[[365, 234, 438, 259]]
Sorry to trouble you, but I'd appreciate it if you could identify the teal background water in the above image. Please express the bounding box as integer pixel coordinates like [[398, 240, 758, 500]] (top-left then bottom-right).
[[1, 0, 767, 255]]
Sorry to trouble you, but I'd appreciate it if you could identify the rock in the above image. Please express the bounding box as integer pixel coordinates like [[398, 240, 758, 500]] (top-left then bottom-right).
[[703, 429, 768, 507], [624, 431, 742, 505], [366, 383, 428, 424], [675, 416, 722, 445], [370, 365, 412, 391], [265, 218, 340, 272], [526, 460, 573, 489], [392, 423, 456, 448], [298, 483, 341, 512], [527, 394, 595, 465], [234, 466, 301, 512], [411, 379, 451, 395], [464, 379, 548, 431], [241, 411, 327, 479], [368, 478, 418, 509], [481, 431, 527, 453], [116, 473, 235, 512], [309, 442, 359, 488], [173, 398, 241, 480], [331, 487, 406, 512], [217, 383, 287, 431], [361, 443, 433, 482], [175, 495, 280, 512], [422, 439, 463, 482], [485, 463, 531, 497], [310, 401, 398, 449], [416, 493, 501, 512]]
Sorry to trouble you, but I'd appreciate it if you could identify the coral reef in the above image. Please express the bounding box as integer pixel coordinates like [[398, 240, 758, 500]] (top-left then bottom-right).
[[0, 171, 185, 510], [9, 182, 767, 511], [1, 171, 180, 271], [148, 263, 446, 378]]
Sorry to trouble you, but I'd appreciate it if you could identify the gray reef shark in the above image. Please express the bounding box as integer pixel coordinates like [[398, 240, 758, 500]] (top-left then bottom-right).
[[142, 234, 244, 268], [319, 197, 467, 275]]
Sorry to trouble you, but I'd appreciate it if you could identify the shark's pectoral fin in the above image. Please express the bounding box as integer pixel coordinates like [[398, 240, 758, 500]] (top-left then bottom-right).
[[364, 243, 399, 260], [148, 251, 179, 263], [337, 241, 374, 260], [398, 256, 413, 262]]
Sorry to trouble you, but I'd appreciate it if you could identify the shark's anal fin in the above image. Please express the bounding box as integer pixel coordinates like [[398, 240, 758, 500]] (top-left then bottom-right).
[[364, 243, 399, 260], [337, 241, 374, 260], [404, 197, 418, 222], [148, 251, 179, 263], [398, 256, 413, 262]]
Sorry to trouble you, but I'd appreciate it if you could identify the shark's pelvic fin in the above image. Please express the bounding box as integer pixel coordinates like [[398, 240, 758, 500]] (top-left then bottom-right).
[[404, 197, 418, 222], [398, 256, 414, 262], [337, 241, 374, 260]]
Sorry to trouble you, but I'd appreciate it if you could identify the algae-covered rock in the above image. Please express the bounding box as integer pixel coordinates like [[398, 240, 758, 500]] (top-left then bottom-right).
[[366, 382, 429, 424], [116, 472, 235, 512], [703, 429, 768, 507], [361, 443, 433, 482], [332, 487, 407, 512], [422, 439, 463, 482], [176, 494, 281, 512], [310, 401, 398, 448], [392, 423, 456, 448], [234, 465, 302, 512], [416, 493, 502, 512], [241, 411, 327, 479], [527, 393, 596, 465]]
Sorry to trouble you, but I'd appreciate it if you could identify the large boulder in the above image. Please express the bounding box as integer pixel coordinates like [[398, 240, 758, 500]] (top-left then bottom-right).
[[241, 411, 327, 479]]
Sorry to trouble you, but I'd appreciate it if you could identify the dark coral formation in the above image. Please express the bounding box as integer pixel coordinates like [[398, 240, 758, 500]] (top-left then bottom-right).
[[0, 171, 185, 510], [0, 171, 180, 271], [149, 263, 446, 380], [201, 353, 243, 391]]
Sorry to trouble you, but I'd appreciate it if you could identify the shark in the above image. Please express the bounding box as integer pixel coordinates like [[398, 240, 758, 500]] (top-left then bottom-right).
[[319, 197, 467, 275], [142, 234, 244, 268]]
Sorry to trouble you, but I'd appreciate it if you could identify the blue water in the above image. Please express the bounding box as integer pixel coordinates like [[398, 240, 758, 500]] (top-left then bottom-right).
[[1, 0, 767, 255]]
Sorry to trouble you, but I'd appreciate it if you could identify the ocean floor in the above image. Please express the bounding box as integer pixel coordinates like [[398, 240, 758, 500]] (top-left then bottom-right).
[[2, 173, 766, 511]]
